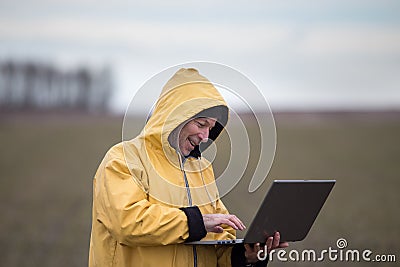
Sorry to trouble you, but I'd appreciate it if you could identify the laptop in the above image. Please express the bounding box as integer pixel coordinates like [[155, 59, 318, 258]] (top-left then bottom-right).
[[186, 179, 336, 245]]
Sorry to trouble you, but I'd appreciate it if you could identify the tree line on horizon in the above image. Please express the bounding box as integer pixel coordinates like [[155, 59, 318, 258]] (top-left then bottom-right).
[[0, 60, 113, 112]]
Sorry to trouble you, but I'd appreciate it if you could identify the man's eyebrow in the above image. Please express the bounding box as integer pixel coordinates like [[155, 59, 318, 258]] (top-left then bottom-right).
[[204, 119, 216, 126], [195, 118, 216, 126]]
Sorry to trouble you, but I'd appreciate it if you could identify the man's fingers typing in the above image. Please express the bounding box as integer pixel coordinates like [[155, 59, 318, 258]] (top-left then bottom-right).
[[203, 213, 245, 233], [222, 216, 245, 230], [230, 215, 246, 230]]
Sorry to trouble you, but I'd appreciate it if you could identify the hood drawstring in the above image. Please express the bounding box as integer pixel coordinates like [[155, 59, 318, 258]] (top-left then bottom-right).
[[176, 151, 193, 207], [198, 158, 216, 210]]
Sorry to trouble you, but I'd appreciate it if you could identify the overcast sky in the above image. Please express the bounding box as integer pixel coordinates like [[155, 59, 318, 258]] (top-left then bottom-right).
[[0, 0, 399, 113]]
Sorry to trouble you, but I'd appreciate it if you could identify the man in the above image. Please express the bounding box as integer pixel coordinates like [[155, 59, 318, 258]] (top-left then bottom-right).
[[89, 68, 287, 267]]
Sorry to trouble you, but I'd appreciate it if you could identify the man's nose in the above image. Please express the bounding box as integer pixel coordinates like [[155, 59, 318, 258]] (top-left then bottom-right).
[[198, 128, 209, 142]]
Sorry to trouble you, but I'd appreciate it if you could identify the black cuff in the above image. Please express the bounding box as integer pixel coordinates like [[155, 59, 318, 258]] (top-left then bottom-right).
[[179, 206, 207, 242], [231, 243, 269, 267]]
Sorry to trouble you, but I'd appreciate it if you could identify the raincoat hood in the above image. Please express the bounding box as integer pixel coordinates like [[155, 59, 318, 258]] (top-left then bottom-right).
[[143, 68, 229, 160]]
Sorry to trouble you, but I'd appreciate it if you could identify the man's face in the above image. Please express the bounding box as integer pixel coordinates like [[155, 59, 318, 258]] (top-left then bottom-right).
[[178, 117, 217, 156]]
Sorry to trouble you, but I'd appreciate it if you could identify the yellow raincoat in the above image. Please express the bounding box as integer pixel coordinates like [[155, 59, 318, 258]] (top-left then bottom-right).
[[89, 68, 238, 267]]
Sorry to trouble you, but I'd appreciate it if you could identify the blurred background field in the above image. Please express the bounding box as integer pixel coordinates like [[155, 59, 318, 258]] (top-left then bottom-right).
[[0, 111, 399, 266]]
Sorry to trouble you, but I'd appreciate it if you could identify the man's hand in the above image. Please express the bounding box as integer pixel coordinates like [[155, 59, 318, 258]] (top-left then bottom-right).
[[244, 232, 289, 264], [202, 214, 246, 233]]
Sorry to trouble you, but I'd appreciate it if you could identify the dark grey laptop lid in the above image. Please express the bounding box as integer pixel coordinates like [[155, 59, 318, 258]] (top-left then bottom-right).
[[244, 180, 335, 243]]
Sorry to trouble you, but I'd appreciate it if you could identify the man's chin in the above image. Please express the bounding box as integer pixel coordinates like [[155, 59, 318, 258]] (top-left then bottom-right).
[[179, 145, 193, 157], [179, 149, 189, 157], [183, 146, 194, 156]]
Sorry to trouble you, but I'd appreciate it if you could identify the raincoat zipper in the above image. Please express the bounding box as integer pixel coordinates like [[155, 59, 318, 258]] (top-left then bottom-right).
[[179, 156, 197, 267], [182, 159, 193, 206]]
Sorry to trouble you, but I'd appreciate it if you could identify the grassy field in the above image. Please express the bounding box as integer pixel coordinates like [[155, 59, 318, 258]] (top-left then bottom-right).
[[0, 111, 399, 266]]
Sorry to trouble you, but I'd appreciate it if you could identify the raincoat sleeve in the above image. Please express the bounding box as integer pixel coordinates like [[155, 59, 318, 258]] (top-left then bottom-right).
[[94, 151, 204, 246]]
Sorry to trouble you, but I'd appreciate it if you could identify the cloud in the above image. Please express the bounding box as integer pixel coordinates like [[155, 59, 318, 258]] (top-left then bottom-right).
[[298, 24, 400, 57], [0, 17, 291, 52]]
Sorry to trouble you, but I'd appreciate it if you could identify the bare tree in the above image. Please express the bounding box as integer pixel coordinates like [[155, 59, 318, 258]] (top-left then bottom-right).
[[0, 60, 113, 113]]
